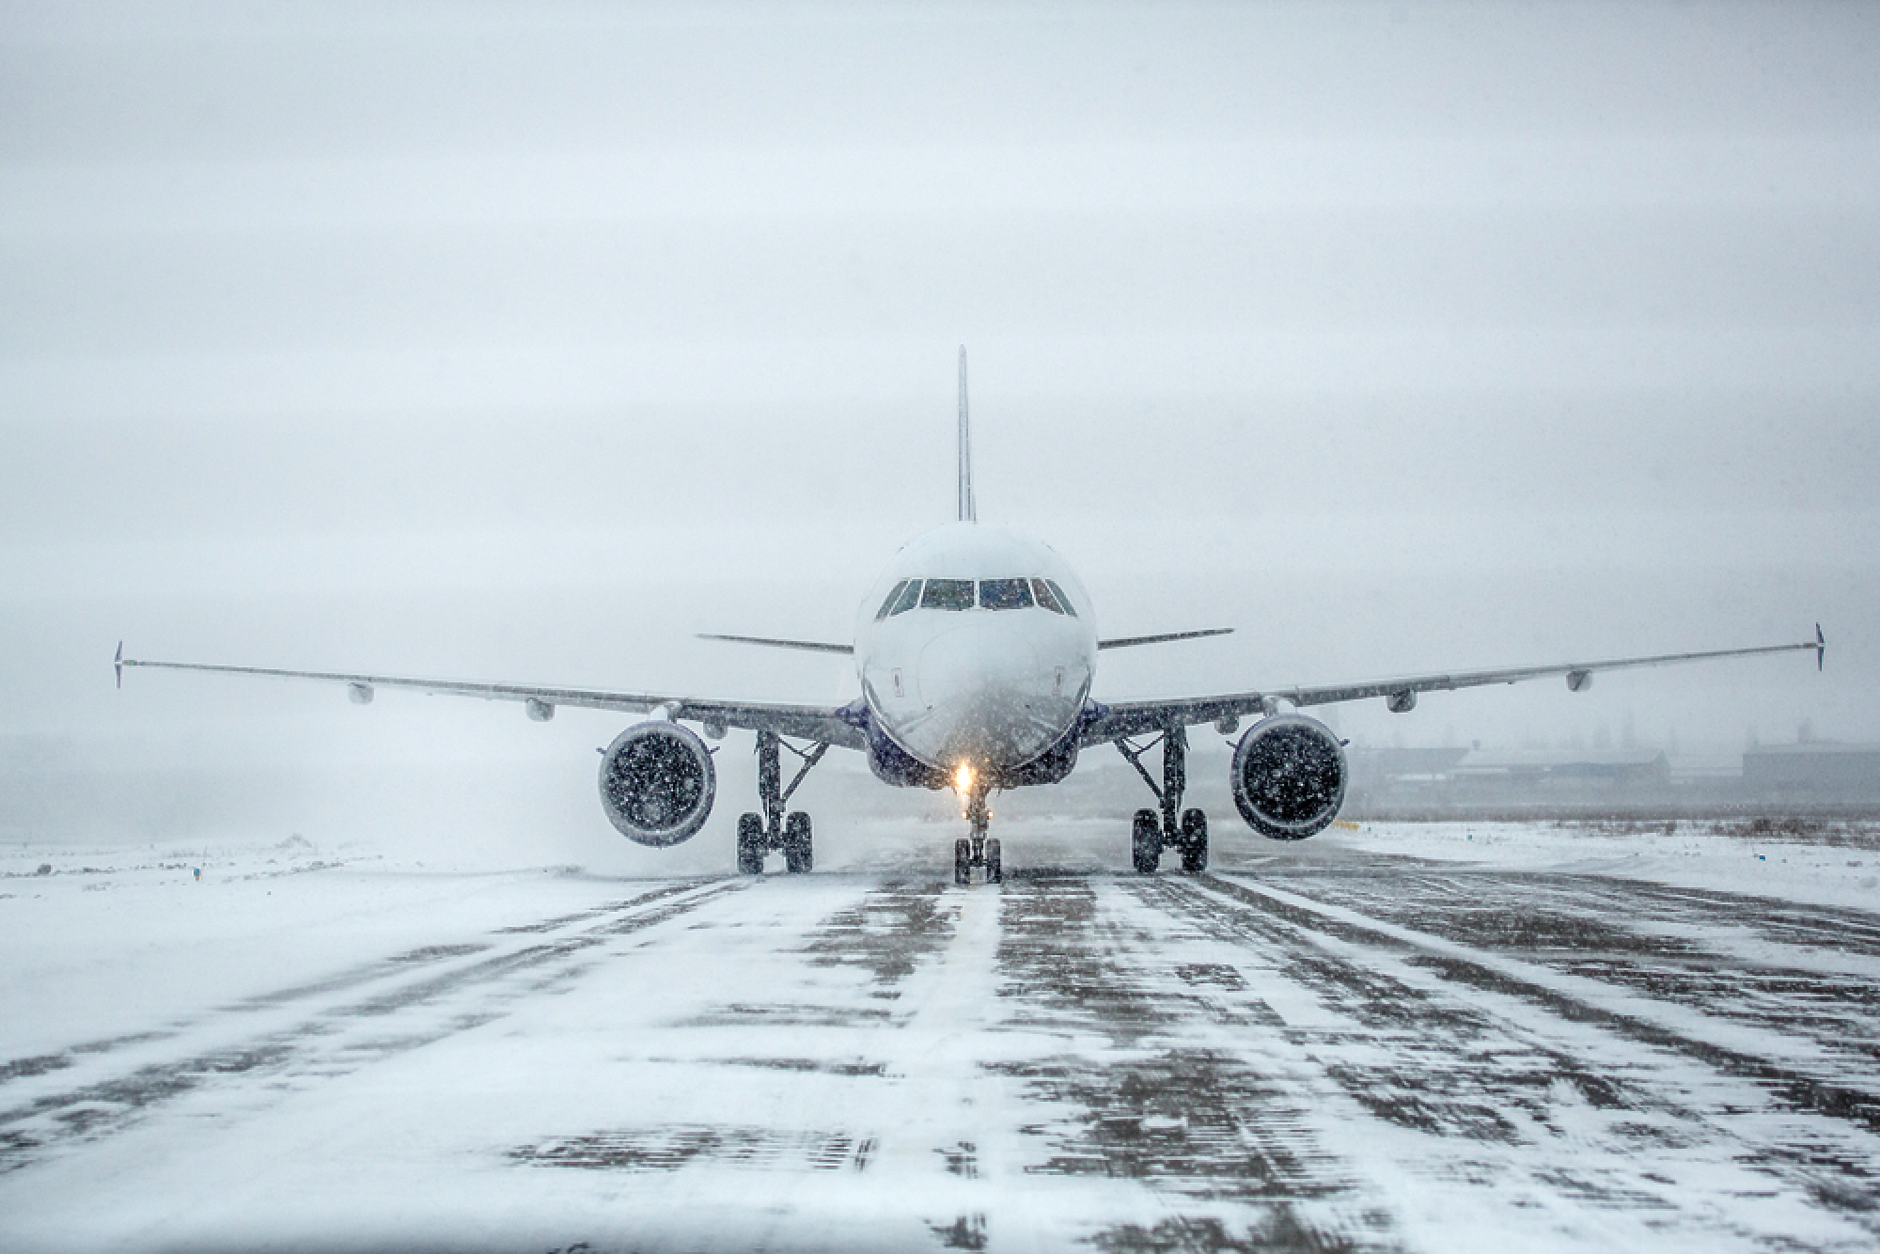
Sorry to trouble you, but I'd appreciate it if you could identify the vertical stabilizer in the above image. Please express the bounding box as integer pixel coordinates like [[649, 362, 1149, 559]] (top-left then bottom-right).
[[957, 345, 976, 522]]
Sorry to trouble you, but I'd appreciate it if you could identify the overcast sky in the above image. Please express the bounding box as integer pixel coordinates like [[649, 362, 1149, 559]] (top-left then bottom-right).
[[3, 2, 1874, 851]]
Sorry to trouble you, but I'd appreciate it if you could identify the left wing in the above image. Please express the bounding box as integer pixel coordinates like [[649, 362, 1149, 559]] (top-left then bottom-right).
[[116, 647, 866, 749], [1081, 626, 1826, 744]]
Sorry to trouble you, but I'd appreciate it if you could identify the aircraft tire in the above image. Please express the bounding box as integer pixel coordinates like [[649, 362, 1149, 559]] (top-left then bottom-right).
[[985, 838, 1002, 884], [783, 811, 813, 874], [1180, 808, 1209, 874], [954, 838, 972, 886], [1132, 809, 1162, 874], [736, 813, 766, 875]]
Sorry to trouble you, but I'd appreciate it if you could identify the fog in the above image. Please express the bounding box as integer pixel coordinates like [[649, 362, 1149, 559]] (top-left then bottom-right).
[[3, 2, 1875, 862]]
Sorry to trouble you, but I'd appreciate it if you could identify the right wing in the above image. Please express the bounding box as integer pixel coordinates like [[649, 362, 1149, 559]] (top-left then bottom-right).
[[116, 648, 867, 749], [696, 634, 854, 655]]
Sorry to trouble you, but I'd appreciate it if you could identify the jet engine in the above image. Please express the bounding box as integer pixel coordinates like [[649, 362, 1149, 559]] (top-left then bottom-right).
[[1230, 713, 1348, 841], [597, 721, 716, 846]]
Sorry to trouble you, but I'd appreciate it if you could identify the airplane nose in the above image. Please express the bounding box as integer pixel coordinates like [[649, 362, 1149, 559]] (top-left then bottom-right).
[[918, 626, 1038, 700], [917, 627, 1065, 764]]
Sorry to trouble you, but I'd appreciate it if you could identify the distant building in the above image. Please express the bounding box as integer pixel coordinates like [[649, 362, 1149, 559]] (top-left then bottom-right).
[[1451, 748, 1671, 789], [1743, 744, 1880, 798], [1347, 747, 1470, 784], [1344, 741, 1880, 818]]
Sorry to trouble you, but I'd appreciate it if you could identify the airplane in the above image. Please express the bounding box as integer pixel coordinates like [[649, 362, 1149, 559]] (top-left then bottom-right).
[[118, 348, 1826, 885]]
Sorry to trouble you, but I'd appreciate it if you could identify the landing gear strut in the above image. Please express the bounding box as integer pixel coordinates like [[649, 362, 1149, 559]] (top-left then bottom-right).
[[737, 729, 828, 875], [953, 779, 1002, 887], [1116, 724, 1208, 874]]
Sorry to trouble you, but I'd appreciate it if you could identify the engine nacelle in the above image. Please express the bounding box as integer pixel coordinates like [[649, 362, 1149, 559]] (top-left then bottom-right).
[[597, 721, 716, 846], [1231, 713, 1348, 841]]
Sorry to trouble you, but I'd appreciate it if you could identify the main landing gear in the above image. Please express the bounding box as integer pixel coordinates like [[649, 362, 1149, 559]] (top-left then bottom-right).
[[953, 779, 1002, 887], [737, 729, 828, 875], [1116, 724, 1208, 874]]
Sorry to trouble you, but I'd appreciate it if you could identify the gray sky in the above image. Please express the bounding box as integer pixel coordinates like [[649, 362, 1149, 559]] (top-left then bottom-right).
[[3, 2, 1874, 851]]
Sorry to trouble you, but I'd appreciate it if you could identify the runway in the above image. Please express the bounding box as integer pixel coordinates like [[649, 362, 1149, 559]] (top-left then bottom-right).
[[3, 824, 1878, 1252]]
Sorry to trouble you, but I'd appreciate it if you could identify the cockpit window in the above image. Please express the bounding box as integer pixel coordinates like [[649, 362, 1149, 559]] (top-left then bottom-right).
[[895, 578, 1062, 613], [875, 580, 910, 620], [920, 578, 975, 611], [978, 578, 1034, 610]]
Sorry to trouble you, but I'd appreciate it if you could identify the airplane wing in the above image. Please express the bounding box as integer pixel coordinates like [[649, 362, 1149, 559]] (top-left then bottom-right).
[[115, 648, 867, 749], [1097, 628, 1233, 650], [1081, 626, 1826, 744], [696, 634, 854, 655], [696, 629, 1239, 654]]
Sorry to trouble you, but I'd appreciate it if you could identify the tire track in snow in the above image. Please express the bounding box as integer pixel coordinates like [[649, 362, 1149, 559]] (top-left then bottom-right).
[[1210, 869, 1880, 1134], [0, 877, 742, 1175], [1252, 858, 1880, 959], [1244, 861, 1880, 1082], [529, 877, 969, 1176], [1163, 870, 1880, 1245], [0, 880, 716, 1095], [990, 871, 1396, 1253]]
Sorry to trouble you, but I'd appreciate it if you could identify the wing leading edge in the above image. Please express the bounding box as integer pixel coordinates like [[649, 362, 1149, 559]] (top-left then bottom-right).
[[697, 628, 1234, 654], [1081, 626, 1826, 744], [695, 634, 854, 655], [115, 651, 866, 749]]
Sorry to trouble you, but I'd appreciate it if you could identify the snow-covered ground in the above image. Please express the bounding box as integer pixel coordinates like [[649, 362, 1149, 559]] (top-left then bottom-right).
[[3, 819, 1878, 1252], [1324, 817, 1880, 912]]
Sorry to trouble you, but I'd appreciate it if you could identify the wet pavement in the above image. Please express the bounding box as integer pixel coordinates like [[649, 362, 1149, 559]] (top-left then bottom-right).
[[2, 841, 1878, 1251]]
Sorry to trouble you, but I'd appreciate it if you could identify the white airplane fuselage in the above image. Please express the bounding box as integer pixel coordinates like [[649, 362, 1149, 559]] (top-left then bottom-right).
[[854, 522, 1097, 786]]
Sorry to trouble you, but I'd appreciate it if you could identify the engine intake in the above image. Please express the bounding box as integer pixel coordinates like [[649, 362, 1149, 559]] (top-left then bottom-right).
[[597, 721, 716, 846], [1231, 713, 1347, 841]]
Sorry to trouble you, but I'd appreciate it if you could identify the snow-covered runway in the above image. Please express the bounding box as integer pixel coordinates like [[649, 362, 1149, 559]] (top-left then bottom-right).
[[4, 825, 1879, 1252]]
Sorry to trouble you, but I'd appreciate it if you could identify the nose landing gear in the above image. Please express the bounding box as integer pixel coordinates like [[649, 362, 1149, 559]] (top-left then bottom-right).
[[953, 779, 1002, 886], [1117, 724, 1208, 874]]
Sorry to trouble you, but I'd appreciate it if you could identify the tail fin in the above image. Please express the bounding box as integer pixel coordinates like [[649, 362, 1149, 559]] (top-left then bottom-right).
[[957, 345, 976, 523]]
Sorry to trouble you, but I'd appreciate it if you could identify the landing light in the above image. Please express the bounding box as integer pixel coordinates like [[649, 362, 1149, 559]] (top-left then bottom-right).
[[954, 763, 973, 794]]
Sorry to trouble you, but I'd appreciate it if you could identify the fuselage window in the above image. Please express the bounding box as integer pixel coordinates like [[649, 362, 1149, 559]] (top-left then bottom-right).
[[1044, 579, 1078, 617], [889, 579, 922, 616], [1031, 578, 1065, 614], [979, 578, 1034, 610], [876, 579, 910, 620], [920, 578, 975, 611]]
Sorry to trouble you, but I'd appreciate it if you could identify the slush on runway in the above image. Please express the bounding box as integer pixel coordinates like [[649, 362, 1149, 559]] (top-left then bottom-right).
[[4, 823, 1877, 1253]]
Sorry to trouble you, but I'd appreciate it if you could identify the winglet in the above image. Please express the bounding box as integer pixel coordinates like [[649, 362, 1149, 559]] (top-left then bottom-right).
[[114, 641, 124, 690], [957, 345, 975, 523], [1817, 623, 1826, 672]]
